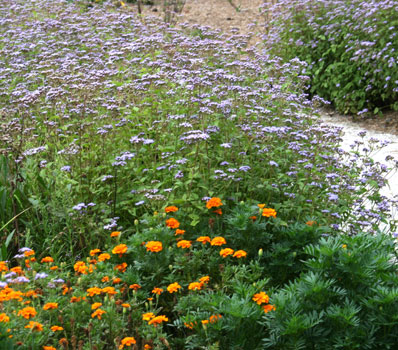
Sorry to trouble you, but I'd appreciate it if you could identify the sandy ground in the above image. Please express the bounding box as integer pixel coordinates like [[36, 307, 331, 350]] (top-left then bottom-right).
[[133, 0, 266, 44]]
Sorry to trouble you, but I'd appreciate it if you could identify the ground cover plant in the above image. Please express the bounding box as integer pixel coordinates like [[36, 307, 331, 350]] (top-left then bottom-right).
[[262, 0, 398, 115], [1, 0, 398, 348]]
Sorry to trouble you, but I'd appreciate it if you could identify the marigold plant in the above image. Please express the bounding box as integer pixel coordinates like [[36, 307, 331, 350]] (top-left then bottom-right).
[[112, 244, 128, 257], [145, 241, 163, 253], [167, 282, 182, 293], [165, 218, 180, 229], [210, 236, 227, 246], [261, 208, 277, 218], [176, 240, 192, 249], [165, 206, 178, 213], [206, 197, 223, 209]]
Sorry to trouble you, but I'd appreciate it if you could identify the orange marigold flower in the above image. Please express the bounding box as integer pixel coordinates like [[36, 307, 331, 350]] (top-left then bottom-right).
[[177, 240, 192, 249], [144, 345, 152, 350], [165, 217, 180, 229], [115, 262, 128, 273], [262, 208, 277, 218], [50, 266, 58, 271], [196, 236, 211, 244], [119, 337, 136, 349], [213, 208, 222, 215], [184, 322, 196, 329], [148, 315, 168, 326], [25, 321, 43, 331], [121, 303, 130, 308], [90, 249, 101, 256], [98, 253, 111, 262], [210, 236, 226, 246], [70, 296, 81, 303], [113, 278, 122, 284], [111, 231, 121, 237], [112, 244, 128, 257], [41, 256, 54, 263], [199, 276, 210, 284], [102, 276, 110, 282], [145, 241, 163, 253], [175, 229, 185, 236], [201, 320, 209, 325], [25, 259, 31, 268], [91, 309, 106, 320], [17, 306, 37, 319], [142, 312, 155, 321], [306, 220, 316, 226], [206, 197, 223, 209], [59, 338, 68, 346], [102, 286, 117, 295], [25, 290, 38, 298], [258, 204, 265, 209], [209, 314, 222, 323], [50, 325, 64, 331], [252, 291, 269, 305], [0, 261, 8, 272], [188, 282, 203, 291], [233, 250, 247, 258], [165, 206, 178, 213], [62, 286, 72, 295], [87, 287, 102, 297], [24, 249, 35, 257], [43, 346, 57, 350], [0, 313, 10, 323], [10, 266, 23, 275], [91, 303, 102, 310], [220, 248, 234, 257], [167, 282, 182, 293], [74, 261, 88, 275], [152, 287, 163, 295], [43, 303, 58, 310], [129, 284, 141, 291], [263, 304, 276, 313], [249, 216, 257, 221]]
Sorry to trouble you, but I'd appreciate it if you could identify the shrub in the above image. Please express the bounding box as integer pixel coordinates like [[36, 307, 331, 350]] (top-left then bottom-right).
[[263, 232, 398, 349], [263, 0, 398, 115]]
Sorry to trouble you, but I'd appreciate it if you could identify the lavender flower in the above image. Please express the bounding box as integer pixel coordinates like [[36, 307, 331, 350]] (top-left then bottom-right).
[[61, 165, 71, 172], [34, 272, 48, 280]]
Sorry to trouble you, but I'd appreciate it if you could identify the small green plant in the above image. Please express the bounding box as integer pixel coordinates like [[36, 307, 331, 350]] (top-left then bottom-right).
[[263, 232, 398, 349]]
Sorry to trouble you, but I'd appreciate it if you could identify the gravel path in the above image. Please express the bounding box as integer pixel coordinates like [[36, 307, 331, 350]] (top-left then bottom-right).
[[319, 110, 398, 222]]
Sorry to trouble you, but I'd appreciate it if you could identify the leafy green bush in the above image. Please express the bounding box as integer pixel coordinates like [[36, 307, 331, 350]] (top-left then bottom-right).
[[264, 232, 398, 349], [263, 0, 398, 115]]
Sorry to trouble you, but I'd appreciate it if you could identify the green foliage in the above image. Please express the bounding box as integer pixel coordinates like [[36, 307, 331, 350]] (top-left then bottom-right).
[[222, 201, 330, 285], [0, 325, 14, 350], [265, 0, 398, 115], [263, 232, 398, 349]]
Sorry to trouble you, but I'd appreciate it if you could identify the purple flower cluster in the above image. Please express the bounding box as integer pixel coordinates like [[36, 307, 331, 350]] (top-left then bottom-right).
[[0, 0, 395, 243]]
